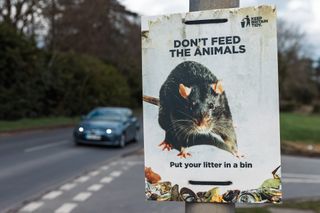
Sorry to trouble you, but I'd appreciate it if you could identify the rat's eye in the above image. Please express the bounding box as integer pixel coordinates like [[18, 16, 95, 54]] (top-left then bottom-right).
[[189, 102, 196, 110], [208, 103, 214, 109]]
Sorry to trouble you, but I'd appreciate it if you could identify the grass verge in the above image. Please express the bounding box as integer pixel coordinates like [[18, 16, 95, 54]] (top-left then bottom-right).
[[0, 117, 79, 132], [280, 113, 320, 156], [280, 113, 320, 144], [0, 108, 142, 133]]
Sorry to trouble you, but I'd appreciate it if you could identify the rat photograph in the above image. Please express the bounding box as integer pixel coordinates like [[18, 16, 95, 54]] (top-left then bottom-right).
[[157, 61, 243, 159]]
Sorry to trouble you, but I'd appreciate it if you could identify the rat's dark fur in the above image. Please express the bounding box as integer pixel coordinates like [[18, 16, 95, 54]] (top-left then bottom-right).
[[159, 61, 238, 156]]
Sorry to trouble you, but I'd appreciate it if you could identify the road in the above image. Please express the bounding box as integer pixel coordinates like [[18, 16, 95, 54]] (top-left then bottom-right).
[[0, 127, 143, 213], [282, 155, 320, 199], [0, 127, 320, 213]]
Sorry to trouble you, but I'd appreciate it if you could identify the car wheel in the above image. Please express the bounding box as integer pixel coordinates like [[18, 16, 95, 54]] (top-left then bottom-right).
[[119, 134, 126, 148], [74, 139, 80, 146]]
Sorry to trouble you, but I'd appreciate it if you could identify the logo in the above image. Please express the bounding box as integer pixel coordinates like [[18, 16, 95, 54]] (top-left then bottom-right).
[[241, 15, 268, 28]]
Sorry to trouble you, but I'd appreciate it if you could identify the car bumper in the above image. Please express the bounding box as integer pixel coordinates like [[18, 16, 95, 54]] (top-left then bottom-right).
[[73, 133, 121, 146], [74, 139, 120, 146]]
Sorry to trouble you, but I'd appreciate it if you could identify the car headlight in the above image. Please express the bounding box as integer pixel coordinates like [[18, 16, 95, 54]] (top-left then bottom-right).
[[78, 127, 84, 132], [106, 129, 112, 134]]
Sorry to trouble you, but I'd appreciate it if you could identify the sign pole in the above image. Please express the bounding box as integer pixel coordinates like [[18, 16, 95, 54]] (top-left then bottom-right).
[[189, 0, 239, 11], [186, 0, 239, 213]]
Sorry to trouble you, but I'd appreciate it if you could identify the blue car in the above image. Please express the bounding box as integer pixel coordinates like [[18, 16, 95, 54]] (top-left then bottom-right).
[[73, 107, 139, 147]]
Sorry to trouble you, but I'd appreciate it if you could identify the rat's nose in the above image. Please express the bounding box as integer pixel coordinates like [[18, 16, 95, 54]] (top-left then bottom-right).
[[195, 119, 202, 126], [195, 112, 208, 126]]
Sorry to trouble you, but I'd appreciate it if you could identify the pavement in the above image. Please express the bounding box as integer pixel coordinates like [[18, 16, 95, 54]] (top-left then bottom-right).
[[269, 209, 315, 213], [0, 124, 320, 213], [12, 153, 320, 213], [15, 154, 184, 213]]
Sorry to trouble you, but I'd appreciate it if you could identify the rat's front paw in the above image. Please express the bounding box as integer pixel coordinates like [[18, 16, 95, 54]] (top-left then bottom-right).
[[177, 147, 192, 158], [159, 141, 172, 151], [233, 151, 245, 159]]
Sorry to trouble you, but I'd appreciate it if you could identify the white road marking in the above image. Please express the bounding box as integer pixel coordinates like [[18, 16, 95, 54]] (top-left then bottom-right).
[[20, 202, 43, 212], [110, 162, 118, 166], [55, 203, 78, 213], [283, 178, 320, 184], [100, 176, 113, 183], [89, 170, 100, 177], [100, 166, 109, 171], [24, 141, 68, 153], [73, 192, 92, 202], [283, 173, 320, 179], [110, 171, 122, 177], [60, 183, 77, 191], [126, 161, 144, 166], [282, 173, 320, 184], [123, 166, 129, 170], [75, 176, 90, 183], [87, 184, 103, 192], [42, 190, 63, 200]]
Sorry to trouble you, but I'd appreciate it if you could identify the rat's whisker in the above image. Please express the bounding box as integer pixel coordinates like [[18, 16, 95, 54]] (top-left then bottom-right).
[[167, 120, 193, 133], [175, 125, 188, 139], [176, 110, 194, 119]]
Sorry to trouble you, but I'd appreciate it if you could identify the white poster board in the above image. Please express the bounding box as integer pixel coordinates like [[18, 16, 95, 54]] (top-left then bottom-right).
[[142, 5, 281, 203]]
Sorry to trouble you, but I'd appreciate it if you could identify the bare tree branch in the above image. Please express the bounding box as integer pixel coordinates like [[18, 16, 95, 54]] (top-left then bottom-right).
[[0, 0, 43, 37]]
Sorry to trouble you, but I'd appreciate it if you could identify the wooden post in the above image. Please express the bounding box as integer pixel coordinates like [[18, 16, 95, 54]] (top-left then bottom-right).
[[186, 0, 239, 213]]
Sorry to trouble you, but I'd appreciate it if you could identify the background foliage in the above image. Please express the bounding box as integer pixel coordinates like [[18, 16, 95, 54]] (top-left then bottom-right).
[[0, 0, 320, 120], [0, 0, 140, 120]]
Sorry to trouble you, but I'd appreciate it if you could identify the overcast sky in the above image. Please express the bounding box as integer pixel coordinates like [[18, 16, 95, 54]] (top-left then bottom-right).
[[120, 0, 320, 59]]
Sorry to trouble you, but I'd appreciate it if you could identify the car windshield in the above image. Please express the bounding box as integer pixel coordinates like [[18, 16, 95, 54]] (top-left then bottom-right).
[[86, 110, 125, 122]]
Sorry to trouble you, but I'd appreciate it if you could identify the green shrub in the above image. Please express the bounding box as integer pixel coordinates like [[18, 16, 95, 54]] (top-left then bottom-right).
[[0, 24, 44, 119], [42, 52, 132, 116], [0, 23, 132, 119]]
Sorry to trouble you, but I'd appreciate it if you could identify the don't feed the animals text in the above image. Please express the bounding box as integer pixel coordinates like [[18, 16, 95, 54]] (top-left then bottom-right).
[[170, 161, 253, 169], [169, 36, 246, 58]]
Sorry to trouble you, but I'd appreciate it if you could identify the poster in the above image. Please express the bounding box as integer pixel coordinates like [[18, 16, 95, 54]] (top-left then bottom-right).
[[142, 5, 281, 203]]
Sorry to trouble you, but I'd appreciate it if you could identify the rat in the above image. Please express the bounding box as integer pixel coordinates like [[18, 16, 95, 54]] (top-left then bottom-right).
[[158, 61, 242, 158]]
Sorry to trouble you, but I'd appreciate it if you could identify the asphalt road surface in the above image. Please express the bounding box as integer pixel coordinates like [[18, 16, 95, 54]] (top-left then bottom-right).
[[0, 126, 143, 213], [0, 126, 320, 213]]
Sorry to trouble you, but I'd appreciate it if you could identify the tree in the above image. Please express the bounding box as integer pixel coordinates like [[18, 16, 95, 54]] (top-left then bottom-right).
[[277, 20, 318, 109], [0, 23, 44, 119], [0, 0, 44, 37], [0, 1, 140, 120], [314, 59, 320, 97], [43, 0, 142, 105], [41, 52, 132, 116]]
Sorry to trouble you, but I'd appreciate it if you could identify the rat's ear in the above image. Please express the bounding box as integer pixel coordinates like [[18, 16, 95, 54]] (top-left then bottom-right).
[[179, 84, 192, 99], [211, 81, 224, 94]]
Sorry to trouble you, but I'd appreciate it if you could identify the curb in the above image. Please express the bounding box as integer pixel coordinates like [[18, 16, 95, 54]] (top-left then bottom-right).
[[281, 141, 320, 158], [0, 124, 76, 136], [268, 208, 315, 213]]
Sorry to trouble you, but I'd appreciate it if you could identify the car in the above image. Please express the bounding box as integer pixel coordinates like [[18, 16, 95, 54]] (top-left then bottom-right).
[[73, 107, 139, 147]]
